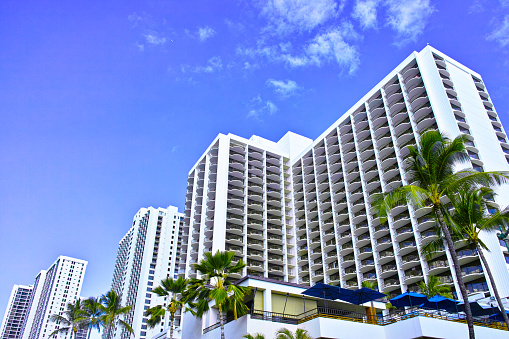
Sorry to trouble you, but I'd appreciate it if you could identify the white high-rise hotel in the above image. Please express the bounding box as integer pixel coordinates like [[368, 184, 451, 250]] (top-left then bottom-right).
[[2, 256, 89, 339], [107, 206, 184, 339], [0, 285, 33, 339], [180, 45, 509, 300]]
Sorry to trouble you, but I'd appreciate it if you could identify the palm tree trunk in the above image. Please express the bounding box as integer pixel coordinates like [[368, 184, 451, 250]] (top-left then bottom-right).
[[86, 325, 92, 339], [435, 207, 475, 339], [169, 312, 174, 339], [476, 244, 509, 330], [219, 305, 225, 339]]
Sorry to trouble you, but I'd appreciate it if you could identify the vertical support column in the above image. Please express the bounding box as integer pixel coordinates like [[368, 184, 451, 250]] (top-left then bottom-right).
[[263, 289, 272, 313]]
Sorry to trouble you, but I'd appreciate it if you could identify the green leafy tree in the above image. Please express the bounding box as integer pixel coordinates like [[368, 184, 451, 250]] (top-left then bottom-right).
[[446, 187, 509, 329], [100, 290, 133, 338], [275, 328, 313, 339], [82, 297, 105, 339], [48, 299, 87, 339], [243, 334, 266, 339], [417, 275, 453, 299], [372, 130, 509, 339], [144, 277, 188, 339], [185, 250, 251, 339]]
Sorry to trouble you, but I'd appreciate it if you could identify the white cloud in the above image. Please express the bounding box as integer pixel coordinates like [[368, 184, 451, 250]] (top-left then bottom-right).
[[260, 0, 341, 35], [501, 0, 509, 7], [247, 95, 278, 120], [352, 0, 380, 29], [181, 56, 223, 74], [144, 33, 167, 45], [237, 24, 361, 74], [488, 15, 509, 47], [198, 26, 216, 41], [128, 12, 144, 27], [385, 0, 435, 45], [136, 43, 144, 51], [267, 79, 301, 98]]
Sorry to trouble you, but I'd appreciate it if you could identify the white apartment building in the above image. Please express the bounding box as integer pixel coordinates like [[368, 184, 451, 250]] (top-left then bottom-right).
[[0, 285, 33, 339], [18, 256, 87, 339], [179, 45, 509, 302], [107, 206, 184, 339]]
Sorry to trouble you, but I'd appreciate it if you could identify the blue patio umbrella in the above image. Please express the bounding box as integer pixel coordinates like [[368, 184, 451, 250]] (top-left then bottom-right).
[[389, 291, 428, 308], [302, 282, 345, 307], [421, 295, 460, 312], [337, 287, 386, 305], [489, 308, 509, 322], [457, 301, 491, 316]]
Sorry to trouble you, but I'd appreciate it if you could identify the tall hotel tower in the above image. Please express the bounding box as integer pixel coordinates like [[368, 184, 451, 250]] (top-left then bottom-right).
[[1, 285, 33, 339], [106, 206, 184, 339], [12, 256, 88, 339], [180, 45, 509, 300]]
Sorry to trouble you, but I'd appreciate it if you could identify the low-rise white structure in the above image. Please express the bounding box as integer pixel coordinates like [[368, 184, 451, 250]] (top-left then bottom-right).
[[180, 276, 508, 339]]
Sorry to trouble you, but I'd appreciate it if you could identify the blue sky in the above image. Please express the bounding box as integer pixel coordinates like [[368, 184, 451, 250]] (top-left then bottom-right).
[[1, 0, 509, 328]]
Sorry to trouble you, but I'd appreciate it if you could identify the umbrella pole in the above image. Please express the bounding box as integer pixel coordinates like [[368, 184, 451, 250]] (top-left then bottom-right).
[[303, 295, 306, 314]]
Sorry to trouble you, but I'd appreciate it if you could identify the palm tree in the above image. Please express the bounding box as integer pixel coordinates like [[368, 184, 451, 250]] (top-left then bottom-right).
[[82, 297, 105, 339], [185, 250, 251, 339], [100, 290, 133, 338], [243, 334, 266, 339], [417, 275, 453, 299], [48, 299, 87, 339], [275, 328, 313, 339], [144, 277, 188, 339], [446, 187, 509, 329], [372, 130, 509, 339], [361, 280, 378, 321]]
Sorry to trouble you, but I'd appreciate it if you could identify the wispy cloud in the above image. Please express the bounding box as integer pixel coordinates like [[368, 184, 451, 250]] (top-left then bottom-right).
[[128, 12, 145, 27], [247, 95, 278, 120], [267, 79, 301, 98], [144, 33, 167, 45], [352, 0, 380, 30], [260, 0, 341, 35], [181, 56, 223, 74], [198, 26, 216, 41], [171, 145, 180, 153], [488, 15, 509, 47], [385, 0, 435, 46], [237, 23, 361, 75]]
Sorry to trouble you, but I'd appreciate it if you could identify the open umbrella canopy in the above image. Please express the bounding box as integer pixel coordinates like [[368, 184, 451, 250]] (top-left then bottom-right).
[[389, 292, 427, 308], [489, 308, 509, 322], [338, 287, 386, 305], [457, 301, 492, 316], [421, 295, 459, 311], [301, 282, 346, 301]]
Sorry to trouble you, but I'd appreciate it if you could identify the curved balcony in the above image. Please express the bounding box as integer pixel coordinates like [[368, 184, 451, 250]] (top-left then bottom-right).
[[403, 67, 420, 82], [460, 265, 484, 283], [387, 92, 404, 108], [438, 69, 450, 78], [385, 82, 401, 96], [369, 97, 384, 110], [403, 270, 423, 284], [343, 266, 357, 279], [380, 264, 398, 278], [378, 250, 395, 265], [372, 115, 389, 129], [427, 260, 449, 275], [358, 246, 373, 260], [398, 240, 417, 256], [370, 106, 386, 120], [376, 236, 393, 251], [405, 75, 423, 92], [457, 248, 479, 265], [395, 227, 414, 241]]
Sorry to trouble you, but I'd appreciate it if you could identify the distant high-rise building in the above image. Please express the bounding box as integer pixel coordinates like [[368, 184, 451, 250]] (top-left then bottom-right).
[[18, 256, 87, 339], [179, 45, 509, 302], [0, 285, 33, 339], [106, 206, 184, 339]]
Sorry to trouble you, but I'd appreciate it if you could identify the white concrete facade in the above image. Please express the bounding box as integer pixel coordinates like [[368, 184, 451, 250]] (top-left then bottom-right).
[[19, 256, 87, 339], [0, 285, 33, 339], [179, 46, 509, 302], [107, 206, 184, 339], [180, 277, 507, 339]]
